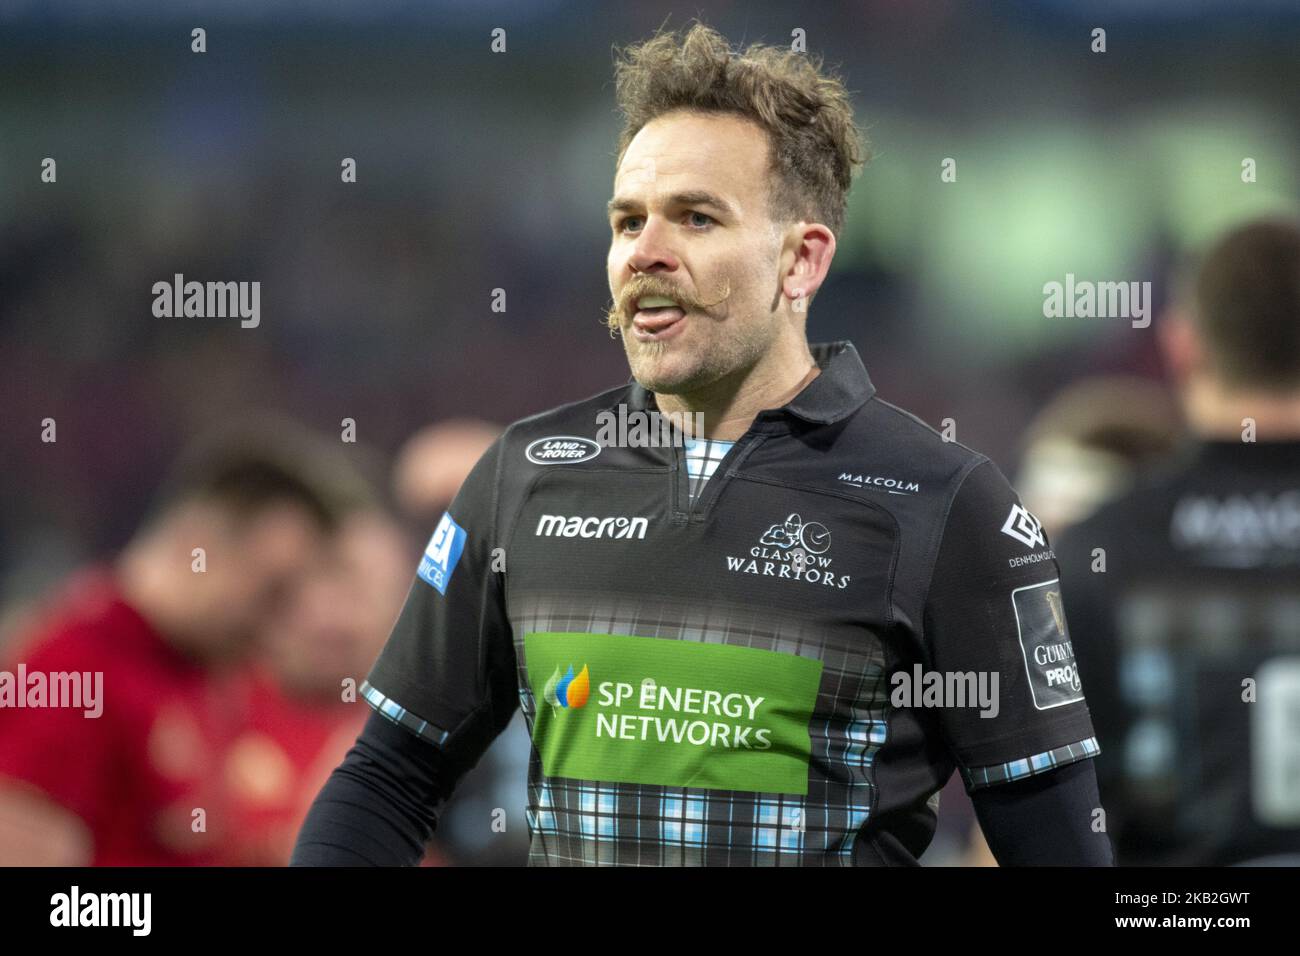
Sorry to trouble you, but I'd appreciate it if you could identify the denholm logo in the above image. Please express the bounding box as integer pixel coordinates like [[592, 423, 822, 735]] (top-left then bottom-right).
[[543, 664, 590, 709], [1001, 504, 1047, 549]]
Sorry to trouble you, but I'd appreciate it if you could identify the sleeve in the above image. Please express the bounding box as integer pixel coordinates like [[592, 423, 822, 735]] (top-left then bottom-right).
[[291, 709, 446, 866], [970, 758, 1114, 865], [922, 457, 1100, 792], [360, 433, 519, 775]]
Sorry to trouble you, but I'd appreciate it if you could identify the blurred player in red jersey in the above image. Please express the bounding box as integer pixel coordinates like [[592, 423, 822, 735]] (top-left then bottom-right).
[[222, 423, 501, 865], [0, 422, 370, 865], [225, 509, 414, 865]]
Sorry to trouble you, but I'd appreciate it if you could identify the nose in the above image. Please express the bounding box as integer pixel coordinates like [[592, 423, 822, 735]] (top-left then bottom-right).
[[626, 215, 680, 276]]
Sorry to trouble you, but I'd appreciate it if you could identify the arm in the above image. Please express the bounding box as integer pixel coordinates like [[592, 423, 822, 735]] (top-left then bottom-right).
[[924, 458, 1107, 863], [0, 628, 109, 866], [970, 758, 1113, 866], [292, 434, 519, 866], [291, 710, 444, 866], [0, 782, 93, 866]]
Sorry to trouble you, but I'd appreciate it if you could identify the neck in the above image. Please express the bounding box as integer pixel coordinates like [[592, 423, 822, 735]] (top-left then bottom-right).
[[655, 339, 820, 441], [1184, 379, 1300, 442], [115, 536, 199, 658]]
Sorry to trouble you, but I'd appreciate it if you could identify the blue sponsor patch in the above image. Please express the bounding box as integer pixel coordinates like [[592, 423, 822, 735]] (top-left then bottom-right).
[[417, 512, 467, 595]]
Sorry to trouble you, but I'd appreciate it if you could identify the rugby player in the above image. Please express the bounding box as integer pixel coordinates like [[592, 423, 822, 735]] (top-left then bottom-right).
[[230, 509, 413, 865], [1056, 218, 1300, 865], [293, 23, 1111, 866]]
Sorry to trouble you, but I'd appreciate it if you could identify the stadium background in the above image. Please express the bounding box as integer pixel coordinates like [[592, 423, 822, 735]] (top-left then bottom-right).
[[1, 0, 1297, 864]]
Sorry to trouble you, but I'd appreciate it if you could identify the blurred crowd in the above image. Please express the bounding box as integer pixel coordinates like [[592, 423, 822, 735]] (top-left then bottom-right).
[[0, 415, 534, 865]]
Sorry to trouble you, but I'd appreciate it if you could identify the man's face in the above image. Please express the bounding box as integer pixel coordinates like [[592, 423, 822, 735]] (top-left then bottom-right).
[[260, 512, 410, 695], [607, 110, 788, 395], [179, 502, 324, 658]]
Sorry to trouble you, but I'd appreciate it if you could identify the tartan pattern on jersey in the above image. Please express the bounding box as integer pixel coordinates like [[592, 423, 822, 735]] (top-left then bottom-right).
[[962, 735, 1100, 789], [510, 589, 888, 866], [684, 438, 735, 506], [360, 681, 451, 746]]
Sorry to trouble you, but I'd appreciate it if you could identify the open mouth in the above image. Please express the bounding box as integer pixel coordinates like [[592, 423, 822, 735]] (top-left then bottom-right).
[[632, 295, 687, 340]]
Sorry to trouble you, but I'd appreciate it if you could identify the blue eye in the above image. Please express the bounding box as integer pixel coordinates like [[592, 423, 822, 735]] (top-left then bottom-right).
[[619, 216, 644, 233], [688, 211, 714, 228]]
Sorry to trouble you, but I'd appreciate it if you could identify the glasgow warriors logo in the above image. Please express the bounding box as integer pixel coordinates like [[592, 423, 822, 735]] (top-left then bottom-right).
[[725, 513, 851, 589], [759, 513, 830, 555]]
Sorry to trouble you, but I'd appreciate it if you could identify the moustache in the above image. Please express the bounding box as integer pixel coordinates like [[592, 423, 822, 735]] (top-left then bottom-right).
[[603, 277, 732, 335]]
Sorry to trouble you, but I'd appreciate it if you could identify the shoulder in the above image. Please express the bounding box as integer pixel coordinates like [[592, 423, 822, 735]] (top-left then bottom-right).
[[1057, 462, 1190, 554], [494, 381, 635, 464], [844, 394, 1005, 509], [448, 381, 637, 529], [4, 574, 131, 672]]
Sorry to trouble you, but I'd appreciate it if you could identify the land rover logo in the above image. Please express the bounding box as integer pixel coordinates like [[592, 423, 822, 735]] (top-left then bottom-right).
[[526, 436, 602, 465]]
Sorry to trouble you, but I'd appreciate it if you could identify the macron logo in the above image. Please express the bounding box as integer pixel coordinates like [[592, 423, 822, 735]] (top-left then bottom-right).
[[535, 515, 649, 539]]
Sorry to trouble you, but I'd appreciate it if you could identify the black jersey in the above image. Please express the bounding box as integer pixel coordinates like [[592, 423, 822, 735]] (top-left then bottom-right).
[[1057, 438, 1300, 865], [363, 340, 1099, 865]]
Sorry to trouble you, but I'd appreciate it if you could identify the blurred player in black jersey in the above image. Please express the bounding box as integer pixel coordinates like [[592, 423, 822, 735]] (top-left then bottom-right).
[[1058, 218, 1300, 865]]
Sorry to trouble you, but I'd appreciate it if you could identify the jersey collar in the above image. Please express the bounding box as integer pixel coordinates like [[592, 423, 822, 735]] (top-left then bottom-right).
[[626, 339, 875, 426]]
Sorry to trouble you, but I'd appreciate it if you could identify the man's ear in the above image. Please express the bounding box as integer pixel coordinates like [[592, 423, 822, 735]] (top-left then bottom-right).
[[781, 222, 836, 305], [1158, 306, 1204, 386]]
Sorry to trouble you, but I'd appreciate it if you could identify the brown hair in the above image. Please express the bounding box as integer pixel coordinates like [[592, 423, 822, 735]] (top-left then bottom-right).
[[613, 22, 868, 237], [1193, 218, 1300, 389], [143, 416, 379, 534]]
